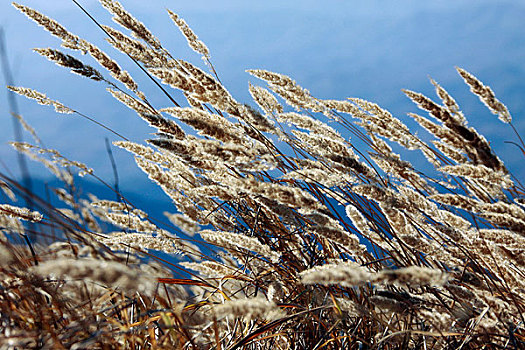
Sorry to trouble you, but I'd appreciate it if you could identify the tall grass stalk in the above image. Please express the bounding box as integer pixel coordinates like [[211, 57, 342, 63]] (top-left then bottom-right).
[[1, 1, 524, 349]]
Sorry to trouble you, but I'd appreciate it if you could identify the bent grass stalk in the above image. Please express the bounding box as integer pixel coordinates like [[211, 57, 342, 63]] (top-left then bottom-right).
[[1, 1, 524, 349]]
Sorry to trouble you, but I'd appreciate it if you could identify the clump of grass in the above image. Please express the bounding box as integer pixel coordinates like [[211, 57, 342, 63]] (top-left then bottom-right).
[[1, 1, 524, 349]]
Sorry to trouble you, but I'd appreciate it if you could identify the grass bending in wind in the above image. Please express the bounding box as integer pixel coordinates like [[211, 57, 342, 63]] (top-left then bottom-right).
[[1, 1, 524, 349]]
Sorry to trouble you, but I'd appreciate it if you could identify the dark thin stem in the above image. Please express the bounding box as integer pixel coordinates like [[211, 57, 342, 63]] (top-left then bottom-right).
[[71, 0, 181, 108], [509, 122, 525, 151], [0, 28, 33, 200], [75, 110, 129, 140], [44, 182, 57, 242], [105, 137, 121, 202], [0, 27, 39, 265]]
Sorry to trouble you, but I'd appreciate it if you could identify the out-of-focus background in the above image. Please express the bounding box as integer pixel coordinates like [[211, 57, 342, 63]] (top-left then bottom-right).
[[1, 0, 524, 210]]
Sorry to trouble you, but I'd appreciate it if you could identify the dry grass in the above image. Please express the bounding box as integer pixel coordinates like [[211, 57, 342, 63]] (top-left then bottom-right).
[[1, 1, 524, 349]]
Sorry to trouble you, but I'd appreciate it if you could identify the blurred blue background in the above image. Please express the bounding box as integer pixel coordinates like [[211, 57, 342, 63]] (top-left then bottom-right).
[[1, 0, 524, 213]]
